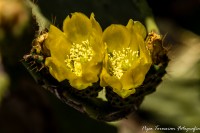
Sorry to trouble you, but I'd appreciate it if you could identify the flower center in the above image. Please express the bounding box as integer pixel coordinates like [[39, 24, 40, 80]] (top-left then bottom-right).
[[64, 40, 94, 77], [108, 47, 139, 79]]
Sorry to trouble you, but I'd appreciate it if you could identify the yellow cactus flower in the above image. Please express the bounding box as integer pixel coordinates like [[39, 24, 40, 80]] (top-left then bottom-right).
[[44, 12, 105, 90], [100, 19, 152, 98]]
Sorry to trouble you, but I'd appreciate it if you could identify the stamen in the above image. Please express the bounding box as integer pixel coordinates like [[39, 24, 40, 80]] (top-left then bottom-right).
[[64, 40, 93, 76], [108, 47, 139, 79]]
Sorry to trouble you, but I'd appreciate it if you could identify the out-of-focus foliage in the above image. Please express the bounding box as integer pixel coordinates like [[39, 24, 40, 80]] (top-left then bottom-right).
[[0, 56, 9, 103], [141, 25, 200, 127], [0, 0, 30, 37]]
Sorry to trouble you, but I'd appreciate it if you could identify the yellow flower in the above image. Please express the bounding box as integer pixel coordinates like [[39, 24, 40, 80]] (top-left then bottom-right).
[[44, 12, 105, 90], [100, 19, 152, 98]]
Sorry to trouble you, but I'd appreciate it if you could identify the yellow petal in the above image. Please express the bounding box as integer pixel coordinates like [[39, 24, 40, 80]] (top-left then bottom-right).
[[82, 61, 101, 83], [128, 21, 152, 65], [120, 60, 140, 89], [90, 36, 105, 62], [113, 88, 136, 98], [45, 25, 71, 62], [63, 12, 92, 43], [138, 37, 152, 64], [118, 60, 150, 98], [126, 19, 147, 39], [131, 64, 150, 94], [69, 78, 93, 90], [128, 29, 140, 51], [45, 57, 76, 82], [127, 19, 146, 51], [102, 24, 131, 52], [100, 67, 122, 90], [90, 13, 102, 35]]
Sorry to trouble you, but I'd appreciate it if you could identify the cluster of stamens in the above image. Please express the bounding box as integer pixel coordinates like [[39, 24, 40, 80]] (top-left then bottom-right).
[[108, 47, 139, 79], [64, 40, 94, 77]]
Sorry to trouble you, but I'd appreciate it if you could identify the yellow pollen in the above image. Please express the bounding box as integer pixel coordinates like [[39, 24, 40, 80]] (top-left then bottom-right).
[[108, 47, 139, 79], [64, 40, 93, 76]]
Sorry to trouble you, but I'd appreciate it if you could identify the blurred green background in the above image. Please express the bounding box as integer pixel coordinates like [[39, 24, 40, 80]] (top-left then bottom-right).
[[0, 0, 200, 133]]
